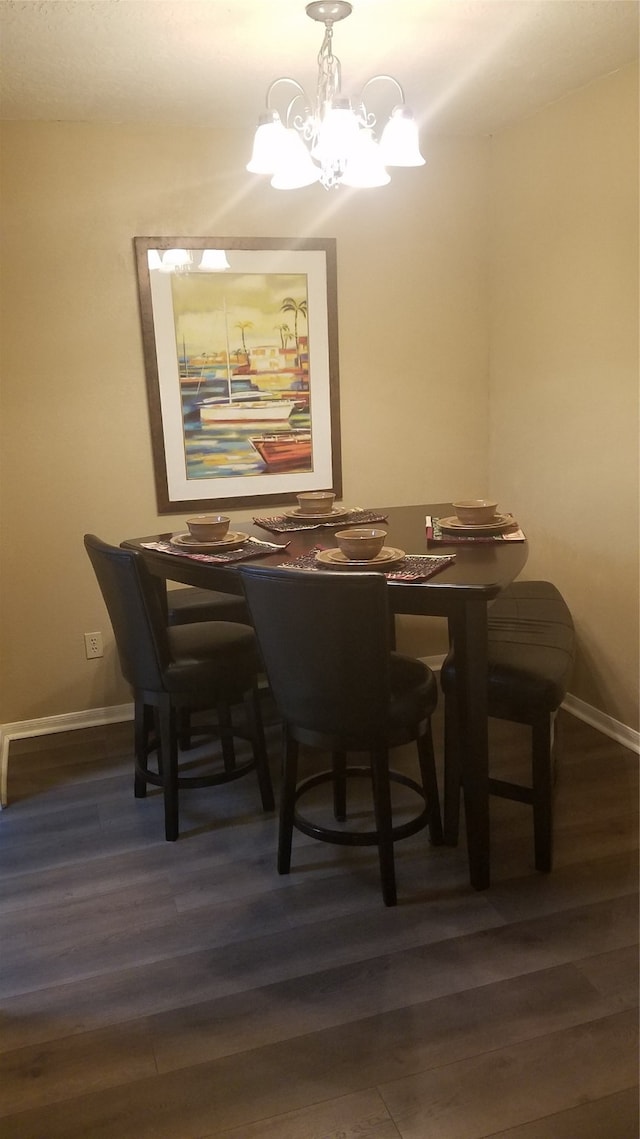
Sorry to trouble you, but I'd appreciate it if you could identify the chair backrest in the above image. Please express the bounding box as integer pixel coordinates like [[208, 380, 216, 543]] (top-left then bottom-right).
[[239, 565, 392, 737], [84, 534, 170, 693]]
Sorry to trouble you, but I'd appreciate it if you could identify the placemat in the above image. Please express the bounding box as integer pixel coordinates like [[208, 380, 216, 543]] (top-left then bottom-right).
[[253, 507, 388, 534], [426, 515, 526, 544], [279, 547, 456, 582], [141, 536, 288, 565]]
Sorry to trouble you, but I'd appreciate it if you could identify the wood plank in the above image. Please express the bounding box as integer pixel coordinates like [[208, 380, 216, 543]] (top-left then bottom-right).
[[481, 1088, 639, 1139], [379, 1009, 639, 1139], [204, 1089, 401, 1139]]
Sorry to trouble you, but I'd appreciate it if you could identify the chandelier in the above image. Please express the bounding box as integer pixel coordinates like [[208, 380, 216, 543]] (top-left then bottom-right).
[[247, 1, 425, 190]]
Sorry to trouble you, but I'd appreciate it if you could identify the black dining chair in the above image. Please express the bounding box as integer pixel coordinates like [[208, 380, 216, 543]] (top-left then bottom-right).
[[441, 580, 576, 872], [84, 534, 274, 840], [239, 564, 443, 906]]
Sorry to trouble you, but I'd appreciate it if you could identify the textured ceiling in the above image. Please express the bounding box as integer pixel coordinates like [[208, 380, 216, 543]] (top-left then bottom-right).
[[0, 0, 638, 135]]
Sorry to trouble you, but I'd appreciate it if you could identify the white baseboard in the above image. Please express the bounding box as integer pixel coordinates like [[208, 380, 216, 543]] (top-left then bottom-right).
[[561, 693, 640, 754], [0, 703, 134, 807], [1, 685, 637, 807]]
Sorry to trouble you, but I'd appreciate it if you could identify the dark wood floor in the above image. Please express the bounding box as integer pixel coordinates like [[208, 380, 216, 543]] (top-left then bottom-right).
[[0, 705, 638, 1139]]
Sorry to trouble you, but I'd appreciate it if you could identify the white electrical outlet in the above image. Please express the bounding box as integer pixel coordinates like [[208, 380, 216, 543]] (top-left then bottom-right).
[[84, 631, 103, 659]]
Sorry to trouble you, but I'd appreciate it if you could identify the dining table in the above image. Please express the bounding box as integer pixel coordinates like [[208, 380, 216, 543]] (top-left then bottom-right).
[[122, 501, 528, 890]]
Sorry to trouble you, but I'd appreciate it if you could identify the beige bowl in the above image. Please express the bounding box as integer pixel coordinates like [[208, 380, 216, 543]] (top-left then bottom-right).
[[186, 514, 230, 542], [452, 499, 499, 526], [297, 491, 335, 515], [334, 528, 387, 561]]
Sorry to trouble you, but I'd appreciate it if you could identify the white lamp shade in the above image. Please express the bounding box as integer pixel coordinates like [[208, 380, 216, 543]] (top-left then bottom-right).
[[247, 112, 288, 174], [161, 248, 192, 270], [379, 107, 425, 167], [270, 130, 320, 189], [198, 249, 230, 271], [341, 129, 390, 188]]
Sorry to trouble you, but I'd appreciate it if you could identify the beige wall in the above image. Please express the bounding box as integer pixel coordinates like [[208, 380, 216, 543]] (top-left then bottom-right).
[[489, 63, 639, 731], [1, 64, 637, 733], [0, 124, 489, 722]]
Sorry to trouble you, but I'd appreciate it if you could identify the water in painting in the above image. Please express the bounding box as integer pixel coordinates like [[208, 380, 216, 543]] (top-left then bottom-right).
[[171, 272, 314, 481]]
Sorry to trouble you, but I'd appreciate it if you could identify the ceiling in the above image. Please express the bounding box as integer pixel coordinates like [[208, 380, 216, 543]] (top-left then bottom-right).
[[1, 0, 638, 136]]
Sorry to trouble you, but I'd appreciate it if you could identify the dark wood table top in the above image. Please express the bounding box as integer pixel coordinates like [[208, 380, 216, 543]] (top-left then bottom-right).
[[124, 502, 528, 617]]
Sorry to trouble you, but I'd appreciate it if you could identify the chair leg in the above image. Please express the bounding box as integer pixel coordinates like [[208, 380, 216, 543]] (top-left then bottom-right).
[[332, 751, 347, 821], [158, 700, 179, 841], [370, 748, 397, 906], [133, 700, 151, 798], [443, 691, 462, 845], [244, 686, 275, 813], [531, 713, 553, 872], [278, 732, 299, 875], [218, 703, 237, 774], [153, 708, 164, 778], [417, 725, 443, 845], [178, 708, 192, 752]]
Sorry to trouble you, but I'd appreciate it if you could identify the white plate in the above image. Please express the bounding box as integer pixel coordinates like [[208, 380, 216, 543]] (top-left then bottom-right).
[[315, 547, 405, 570], [437, 514, 517, 534], [170, 531, 248, 553], [284, 506, 349, 522]]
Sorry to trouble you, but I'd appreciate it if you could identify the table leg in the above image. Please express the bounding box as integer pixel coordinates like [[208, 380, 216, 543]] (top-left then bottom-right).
[[450, 600, 490, 890]]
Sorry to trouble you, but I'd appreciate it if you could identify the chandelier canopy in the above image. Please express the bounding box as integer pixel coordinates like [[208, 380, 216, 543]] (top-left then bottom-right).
[[247, 2, 425, 191]]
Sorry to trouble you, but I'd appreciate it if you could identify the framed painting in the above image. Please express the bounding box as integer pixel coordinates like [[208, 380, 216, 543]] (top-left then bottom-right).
[[134, 236, 341, 514]]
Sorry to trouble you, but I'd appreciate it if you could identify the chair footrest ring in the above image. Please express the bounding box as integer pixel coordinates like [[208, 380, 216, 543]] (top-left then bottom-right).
[[293, 766, 429, 847], [137, 730, 256, 790], [136, 757, 256, 790]]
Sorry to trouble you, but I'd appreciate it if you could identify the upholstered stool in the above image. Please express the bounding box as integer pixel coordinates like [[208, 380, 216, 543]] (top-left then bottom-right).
[[85, 535, 274, 841], [167, 586, 250, 626], [441, 580, 575, 872], [240, 565, 443, 906]]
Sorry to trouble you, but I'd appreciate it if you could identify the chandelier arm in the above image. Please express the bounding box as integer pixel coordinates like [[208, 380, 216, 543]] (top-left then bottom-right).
[[287, 94, 313, 131], [358, 73, 406, 109], [265, 77, 308, 110]]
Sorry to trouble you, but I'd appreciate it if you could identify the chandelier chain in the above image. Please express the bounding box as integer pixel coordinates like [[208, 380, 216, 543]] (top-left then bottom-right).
[[317, 24, 341, 111]]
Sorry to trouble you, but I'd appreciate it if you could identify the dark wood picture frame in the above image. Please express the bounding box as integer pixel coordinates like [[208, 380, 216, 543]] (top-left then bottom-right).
[[134, 236, 341, 514]]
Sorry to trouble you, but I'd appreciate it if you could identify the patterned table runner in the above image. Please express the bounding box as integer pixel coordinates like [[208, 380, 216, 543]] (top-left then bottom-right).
[[141, 536, 287, 565], [253, 507, 388, 534], [425, 515, 526, 544], [279, 547, 456, 582]]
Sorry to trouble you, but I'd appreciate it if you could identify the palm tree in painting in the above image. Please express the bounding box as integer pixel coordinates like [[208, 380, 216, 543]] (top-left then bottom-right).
[[280, 298, 307, 366], [274, 322, 293, 350], [234, 320, 253, 367]]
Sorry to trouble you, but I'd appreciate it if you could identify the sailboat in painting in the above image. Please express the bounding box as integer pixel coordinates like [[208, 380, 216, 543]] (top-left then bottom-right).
[[200, 393, 295, 423], [198, 297, 295, 424]]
